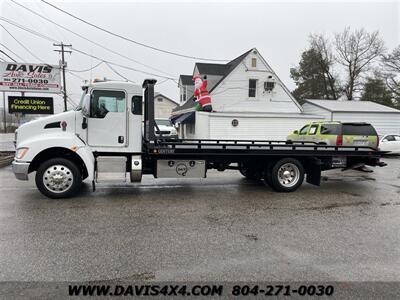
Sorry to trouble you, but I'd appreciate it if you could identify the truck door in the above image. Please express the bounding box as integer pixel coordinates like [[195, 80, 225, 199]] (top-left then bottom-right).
[[87, 89, 127, 147]]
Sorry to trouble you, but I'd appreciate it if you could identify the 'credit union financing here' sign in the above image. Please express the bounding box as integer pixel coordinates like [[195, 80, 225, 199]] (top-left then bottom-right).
[[8, 96, 54, 115]]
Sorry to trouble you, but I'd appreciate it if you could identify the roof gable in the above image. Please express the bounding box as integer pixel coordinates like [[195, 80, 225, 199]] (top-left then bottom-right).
[[173, 48, 300, 113], [154, 93, 178, 105], [179, 75, 194, 86]]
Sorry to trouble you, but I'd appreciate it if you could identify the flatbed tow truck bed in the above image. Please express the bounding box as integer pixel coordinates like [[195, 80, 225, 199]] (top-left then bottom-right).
[[147, 138, 383, 158]]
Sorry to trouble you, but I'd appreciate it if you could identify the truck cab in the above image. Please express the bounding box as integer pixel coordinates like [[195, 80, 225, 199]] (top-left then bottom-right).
[[13, 79, 145, 198]]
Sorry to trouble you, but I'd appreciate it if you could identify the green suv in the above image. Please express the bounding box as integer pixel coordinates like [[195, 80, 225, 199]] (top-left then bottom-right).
[[287, 121, 379, 149]]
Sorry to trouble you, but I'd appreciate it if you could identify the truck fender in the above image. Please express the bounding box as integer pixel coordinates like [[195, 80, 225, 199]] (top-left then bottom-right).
[[76, 146, 95, 181], [19, 132, 95, 181]]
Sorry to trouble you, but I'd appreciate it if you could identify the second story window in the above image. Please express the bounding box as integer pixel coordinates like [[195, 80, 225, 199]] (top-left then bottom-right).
[[251, 58, 257, 68], [248, 79, 257, 98], [183, 87, 187, 102]]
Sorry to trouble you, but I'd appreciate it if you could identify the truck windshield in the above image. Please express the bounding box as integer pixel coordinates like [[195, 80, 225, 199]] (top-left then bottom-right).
[[76, 89, 88, 111]]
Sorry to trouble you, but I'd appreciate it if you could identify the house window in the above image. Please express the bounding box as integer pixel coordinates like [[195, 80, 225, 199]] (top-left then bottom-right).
[[251, 58, 257, 68], [157, 97, 163, 102], [248, 79, 257, 98], [183, 87, 187, 102]]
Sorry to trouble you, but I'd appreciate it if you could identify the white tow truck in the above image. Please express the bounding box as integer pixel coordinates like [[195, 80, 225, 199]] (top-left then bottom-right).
[[12, 79, 386, 198]]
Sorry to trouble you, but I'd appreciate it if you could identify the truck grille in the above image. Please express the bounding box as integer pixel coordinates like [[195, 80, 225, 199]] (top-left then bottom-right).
[[156, 131, 171, 135]]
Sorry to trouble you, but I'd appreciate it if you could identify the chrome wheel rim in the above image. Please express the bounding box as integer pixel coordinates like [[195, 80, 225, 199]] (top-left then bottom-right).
[[277, 163, 300, 187], [43, 165, 73, 193]]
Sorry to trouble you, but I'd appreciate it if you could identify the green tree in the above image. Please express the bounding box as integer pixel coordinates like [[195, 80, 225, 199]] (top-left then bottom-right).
[[361, 77, 395, 108], [291, 34, 338, 102]]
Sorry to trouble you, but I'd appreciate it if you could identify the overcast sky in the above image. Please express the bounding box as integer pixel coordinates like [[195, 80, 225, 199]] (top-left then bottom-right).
[[1, 0, 399, 111]]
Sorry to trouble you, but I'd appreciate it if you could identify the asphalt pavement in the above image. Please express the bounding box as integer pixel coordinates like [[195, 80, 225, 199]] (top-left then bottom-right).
[[0, 157, 399, 283]]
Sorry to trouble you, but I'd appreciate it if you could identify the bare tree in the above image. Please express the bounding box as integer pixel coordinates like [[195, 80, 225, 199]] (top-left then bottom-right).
[[309, 33, 338, 99], [334, 27, 385, 100], [382, 46, 400, 98]]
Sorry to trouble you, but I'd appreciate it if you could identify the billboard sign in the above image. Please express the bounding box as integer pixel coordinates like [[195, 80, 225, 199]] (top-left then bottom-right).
[[8, 96, 54, 114], [0, 62, 61, 93]]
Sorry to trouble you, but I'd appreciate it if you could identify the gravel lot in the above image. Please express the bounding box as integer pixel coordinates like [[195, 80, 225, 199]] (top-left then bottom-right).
[[0, 157, 399, 283]]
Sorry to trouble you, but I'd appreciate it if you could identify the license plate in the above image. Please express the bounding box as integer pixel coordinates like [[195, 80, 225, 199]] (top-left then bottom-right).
[[332, 156, 347, 167], [353, 140, 368, 146]]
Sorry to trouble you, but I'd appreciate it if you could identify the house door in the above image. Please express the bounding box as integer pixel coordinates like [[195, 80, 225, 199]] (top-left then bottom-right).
[[87, 89, 127, 148]]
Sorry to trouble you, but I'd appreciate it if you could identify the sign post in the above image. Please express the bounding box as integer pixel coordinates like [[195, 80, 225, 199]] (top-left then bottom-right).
[[2, 91, 5, 132]]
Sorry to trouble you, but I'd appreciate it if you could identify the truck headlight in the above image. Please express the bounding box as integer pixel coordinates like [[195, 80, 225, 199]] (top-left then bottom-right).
[[15, 147, 29, 160]]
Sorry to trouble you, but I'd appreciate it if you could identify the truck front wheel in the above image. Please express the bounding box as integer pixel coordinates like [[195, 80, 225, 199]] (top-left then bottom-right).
[[269, 158, 304, 192], [35, 158, 82, 199]]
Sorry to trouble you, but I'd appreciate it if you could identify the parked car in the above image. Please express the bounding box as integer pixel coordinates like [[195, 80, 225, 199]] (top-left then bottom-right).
[[287, 121, 379, 149], [379, 134, 400, 154], [155, 118, 178, 138]]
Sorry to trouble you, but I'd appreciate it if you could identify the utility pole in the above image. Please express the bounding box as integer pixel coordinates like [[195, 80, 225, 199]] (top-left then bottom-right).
[[2, 92, 6, 133], [53, 43, 72, 112]]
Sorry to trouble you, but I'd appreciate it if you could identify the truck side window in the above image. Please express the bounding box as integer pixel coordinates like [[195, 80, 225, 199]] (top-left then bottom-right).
[[299, 125, 309, 135], [91, 90, 125, 118], [132, 96, 142, 115]]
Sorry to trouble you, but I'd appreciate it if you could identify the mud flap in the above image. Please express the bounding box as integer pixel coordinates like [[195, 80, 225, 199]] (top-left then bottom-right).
[[306, 162, 321, 186]]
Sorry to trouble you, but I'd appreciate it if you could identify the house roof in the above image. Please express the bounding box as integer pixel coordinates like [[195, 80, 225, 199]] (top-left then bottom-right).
[[179, 75, 194, 86], [305, 99, 400, 113], [173, 49, 253, 113], [154, 92, 178, 105], [195, 63, 230, 76]]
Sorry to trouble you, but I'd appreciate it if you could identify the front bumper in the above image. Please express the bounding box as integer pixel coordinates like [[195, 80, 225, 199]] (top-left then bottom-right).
[[12, 160, 30, 181]]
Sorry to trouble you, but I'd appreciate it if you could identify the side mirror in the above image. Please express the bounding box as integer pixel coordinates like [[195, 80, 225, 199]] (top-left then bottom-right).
[[82, 94, 91, 117], [293, 130, 299, 135]]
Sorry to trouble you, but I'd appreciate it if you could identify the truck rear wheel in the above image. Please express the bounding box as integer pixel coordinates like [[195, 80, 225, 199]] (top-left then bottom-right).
[[239, 167, 262, 180], [35, 158, 82, 199], [270, 158, 304, 192]]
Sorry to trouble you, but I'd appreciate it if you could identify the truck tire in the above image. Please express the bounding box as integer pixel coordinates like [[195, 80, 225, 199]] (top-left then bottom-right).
[[239, 168, 262, 180], [270, 158, 304, 192], [35, 158, 82, 199]]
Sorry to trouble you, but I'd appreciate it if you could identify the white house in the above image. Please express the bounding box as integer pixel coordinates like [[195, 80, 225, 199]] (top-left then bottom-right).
[[145, 92, 177, 119], [172, 48, 322, 140], [303, 100, 400, 135]]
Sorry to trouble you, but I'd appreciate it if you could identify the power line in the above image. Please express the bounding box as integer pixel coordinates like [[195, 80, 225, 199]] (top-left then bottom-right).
[[0, 50, 16, 62], [0, 42, 25, 61], [67, 61, 104, 73], [67, 70, 86, 81], [0, 16, 56, 42], [0, 24, 44, 62], [0, 16, 178, 81], [105, 62, 134, 83], [40, 0, 228, 62], [72, 47, 176, 80], [11, 0, 175, 77]]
